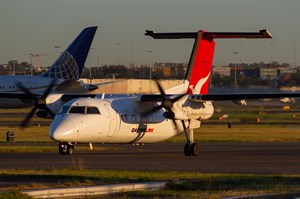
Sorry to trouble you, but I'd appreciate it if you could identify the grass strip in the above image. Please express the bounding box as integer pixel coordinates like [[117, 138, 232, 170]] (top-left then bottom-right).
[[0, 170, 300, 199], [0, 191, 32, 199]]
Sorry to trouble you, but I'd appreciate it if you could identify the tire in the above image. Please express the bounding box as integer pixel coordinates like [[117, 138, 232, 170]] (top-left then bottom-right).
[[66, 145, 74, 155], [59, 142, 67, 155], [190, 143, 200, 156], [184, 143, 192, 156]]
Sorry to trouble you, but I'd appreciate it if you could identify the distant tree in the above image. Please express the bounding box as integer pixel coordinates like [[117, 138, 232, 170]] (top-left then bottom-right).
[[282, 63, 290, 67]]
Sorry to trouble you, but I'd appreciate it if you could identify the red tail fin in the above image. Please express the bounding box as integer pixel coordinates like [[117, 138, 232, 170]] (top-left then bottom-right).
[[186, 30, 215, 94], [145, 29, 272, 94]]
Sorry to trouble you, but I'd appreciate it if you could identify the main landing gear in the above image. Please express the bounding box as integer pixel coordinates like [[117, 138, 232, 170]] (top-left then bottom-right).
[[181, 121, 200, 156], [58, 142, 74, 155]]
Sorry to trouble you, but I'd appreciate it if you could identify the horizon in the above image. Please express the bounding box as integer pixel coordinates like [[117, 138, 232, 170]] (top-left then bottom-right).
[[0, 0, 299, 68]]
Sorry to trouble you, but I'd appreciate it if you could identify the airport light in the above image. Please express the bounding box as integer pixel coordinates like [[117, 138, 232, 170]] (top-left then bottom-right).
[[147, 50, 153, 80], [89, 47, 94, 68], [294, 41, 298, 68], [270, 43, 274, 66], [29, 53, 47, 72], [130, 40, 134, 66], [115, 43, 121, 66], [97, 57, 100, 67], [29, 53, 34, 76], [233, 51, 239, 88]]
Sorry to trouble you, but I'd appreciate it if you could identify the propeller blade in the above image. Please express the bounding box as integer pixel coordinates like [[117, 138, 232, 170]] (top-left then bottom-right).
[[18, 78, 57, 128], [16, 82, 35, 97], [144, 80, 187, 133], [155, 81, 166, 99], [21, 106, 38, 127]]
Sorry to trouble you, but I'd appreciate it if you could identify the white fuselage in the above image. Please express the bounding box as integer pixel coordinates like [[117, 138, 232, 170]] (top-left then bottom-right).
[[49, 96, 214, 144]]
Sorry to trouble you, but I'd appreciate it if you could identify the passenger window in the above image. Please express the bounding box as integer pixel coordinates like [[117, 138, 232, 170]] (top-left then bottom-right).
[[57, 106, 70, 114], [87, 107, 100, 114], [68, 106, 86, 114]]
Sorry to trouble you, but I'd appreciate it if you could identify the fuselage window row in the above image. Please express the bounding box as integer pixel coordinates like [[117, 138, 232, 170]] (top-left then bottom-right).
[[120, 113, 159, 123]]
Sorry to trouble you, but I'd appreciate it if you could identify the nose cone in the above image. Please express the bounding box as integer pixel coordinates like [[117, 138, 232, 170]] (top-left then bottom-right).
[[49, 116, 75, 141]]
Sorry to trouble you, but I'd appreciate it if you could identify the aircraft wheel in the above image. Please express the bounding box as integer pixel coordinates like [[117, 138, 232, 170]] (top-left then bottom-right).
[[190, 143, 200, 156], [184, 143, 192, 156], [58, 142, 67, 155], [66, 144, 74, 155]]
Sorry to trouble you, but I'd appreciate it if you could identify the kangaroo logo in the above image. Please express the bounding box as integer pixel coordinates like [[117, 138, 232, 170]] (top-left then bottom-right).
[[188, 71, 211, 94], [43, 51, 79, 80]]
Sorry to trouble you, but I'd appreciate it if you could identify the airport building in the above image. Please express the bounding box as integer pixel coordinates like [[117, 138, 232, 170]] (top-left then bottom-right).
[[80, 78, 183, 94], [213, 66, 230, 77], [259, 68, 278, 80]]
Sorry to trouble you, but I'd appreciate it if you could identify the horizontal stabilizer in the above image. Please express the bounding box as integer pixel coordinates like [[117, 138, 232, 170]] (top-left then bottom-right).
[[145, 29, 272, 39]]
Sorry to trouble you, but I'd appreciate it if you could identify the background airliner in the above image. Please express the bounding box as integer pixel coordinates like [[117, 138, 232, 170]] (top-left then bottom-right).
[[0, 26, 98, 108], [47, 29, 300, 156]]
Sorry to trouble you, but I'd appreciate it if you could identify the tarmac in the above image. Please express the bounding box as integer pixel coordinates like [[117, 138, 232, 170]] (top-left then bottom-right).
[[1, 142, 300, 174]]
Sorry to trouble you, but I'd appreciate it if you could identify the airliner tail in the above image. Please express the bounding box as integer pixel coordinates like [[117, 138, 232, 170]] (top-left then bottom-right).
[[145, 29, 272, 94], [43, 26, 97, 80]]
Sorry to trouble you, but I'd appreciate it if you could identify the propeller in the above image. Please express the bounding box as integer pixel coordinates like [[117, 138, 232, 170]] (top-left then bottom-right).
[[17, 79, 57, 127], [143, 81, 186, 127]]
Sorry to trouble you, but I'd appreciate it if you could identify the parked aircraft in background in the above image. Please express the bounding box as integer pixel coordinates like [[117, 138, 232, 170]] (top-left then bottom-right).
[[47, 29, 300, 156], [0, 26, 99, 108]]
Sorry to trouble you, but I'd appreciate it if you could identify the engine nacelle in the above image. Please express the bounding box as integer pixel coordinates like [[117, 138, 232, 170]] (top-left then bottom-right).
[[36, 110, 50, 118], [45, 94, 65, 114], [163, 111, 175, 119], [181, 100, 214, 120], [36, 94, 65, 119]]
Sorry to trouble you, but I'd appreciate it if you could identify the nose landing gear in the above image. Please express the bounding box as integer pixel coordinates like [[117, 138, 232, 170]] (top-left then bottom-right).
[[58, 142, 74, 155]]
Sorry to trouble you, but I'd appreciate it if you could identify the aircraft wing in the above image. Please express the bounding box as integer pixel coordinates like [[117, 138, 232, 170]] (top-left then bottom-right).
[[188, 93, 300, 102], [55, 79, 123, 93], [0, 92, 97, 103], [90, 80, 124, 86], [140, 92, 300, 102], [0, 92, 39, 99]]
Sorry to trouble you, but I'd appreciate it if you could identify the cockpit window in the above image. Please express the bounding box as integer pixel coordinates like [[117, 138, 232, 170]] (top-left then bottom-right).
[[63, 106, 101, 115], [57, 106, 70, 114], [68, 106, 86, 114], [87, 107, 100, 114]]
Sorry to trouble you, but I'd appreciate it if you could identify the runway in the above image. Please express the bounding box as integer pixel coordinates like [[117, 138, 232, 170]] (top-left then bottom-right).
[[1, 142, 300, 174]]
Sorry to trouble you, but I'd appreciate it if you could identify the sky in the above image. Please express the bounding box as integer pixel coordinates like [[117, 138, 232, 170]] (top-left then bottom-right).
[[0, 0, 299, 68]]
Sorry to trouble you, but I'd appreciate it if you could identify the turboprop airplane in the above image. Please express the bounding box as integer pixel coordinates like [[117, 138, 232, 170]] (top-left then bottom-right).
[[47, 29, 300, 156], [0, 26, 99, 108]]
